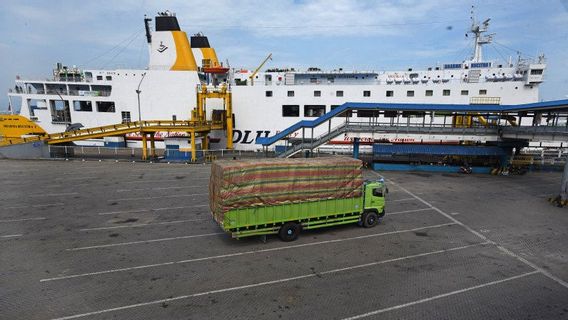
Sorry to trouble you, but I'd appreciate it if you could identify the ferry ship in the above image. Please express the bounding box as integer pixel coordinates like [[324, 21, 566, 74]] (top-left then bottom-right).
[[5, 11, 547, 151]]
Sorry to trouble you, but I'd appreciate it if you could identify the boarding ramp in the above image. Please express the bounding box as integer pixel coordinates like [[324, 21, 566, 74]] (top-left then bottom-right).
[[257, 100, 568, 158], [7, 120, 223, 145]]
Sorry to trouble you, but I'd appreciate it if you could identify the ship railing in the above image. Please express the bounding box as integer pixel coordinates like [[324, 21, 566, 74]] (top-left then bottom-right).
[[470, 96, 501, 105]]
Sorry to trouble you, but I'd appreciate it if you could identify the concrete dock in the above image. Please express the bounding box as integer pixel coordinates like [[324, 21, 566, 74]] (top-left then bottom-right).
[[1, 159, 567, 319]]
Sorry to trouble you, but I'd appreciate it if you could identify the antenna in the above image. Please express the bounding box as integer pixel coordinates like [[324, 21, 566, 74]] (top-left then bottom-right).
[[468, 6, 494, 63]]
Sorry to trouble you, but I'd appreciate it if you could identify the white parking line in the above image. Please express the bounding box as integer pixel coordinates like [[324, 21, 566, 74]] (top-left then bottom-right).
[[388, 208, 432, 215], [122, 178, 209, 184], [80, 218, 208, 231], [108, 193, 208, 202], [390, 197, 416, 202], [43, 222, 457, 282], [3, 203, 64, 210], [116, 186, 203, 192], [48, 241, 485, 320], [373, 172, 568, 290], [54, 176, 97, 181], [341, 270, 539, 320], [66, 232, 223, 251], [96, 204, 208, 215], [30, 192, 79, 197], [0, 217, 46, 223], [1, 234, 23, 238]]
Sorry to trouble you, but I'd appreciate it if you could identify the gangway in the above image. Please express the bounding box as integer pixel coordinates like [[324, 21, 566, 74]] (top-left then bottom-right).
[[257, 100, 568, 158], [2, 120, 224, 160]]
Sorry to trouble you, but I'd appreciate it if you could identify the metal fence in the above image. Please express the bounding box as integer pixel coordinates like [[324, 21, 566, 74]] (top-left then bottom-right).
[[47, 145, 271, 162]]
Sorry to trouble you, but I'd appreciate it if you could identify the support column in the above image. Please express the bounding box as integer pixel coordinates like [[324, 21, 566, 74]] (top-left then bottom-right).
[[561, 160, 568, 202], [150, 133, 156, 158], [141, 133, 148, 160], [225, 92, 233, 150], [202, 133, 209, 151], [190, 132, 197, 162], [353, 137, 360, 159]]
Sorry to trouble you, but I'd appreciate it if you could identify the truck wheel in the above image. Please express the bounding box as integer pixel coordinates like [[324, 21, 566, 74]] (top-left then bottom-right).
[[279, 222, 301, 242], [362, 211, 379, 228]]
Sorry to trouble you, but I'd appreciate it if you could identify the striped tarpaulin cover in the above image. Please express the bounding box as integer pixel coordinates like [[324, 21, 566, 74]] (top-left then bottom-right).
[[209, 157, 363, 224]]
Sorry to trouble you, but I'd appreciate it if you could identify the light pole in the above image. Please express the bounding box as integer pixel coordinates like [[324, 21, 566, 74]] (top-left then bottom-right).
[[136, 72, 147, 159], [136, 72, 147, 126]]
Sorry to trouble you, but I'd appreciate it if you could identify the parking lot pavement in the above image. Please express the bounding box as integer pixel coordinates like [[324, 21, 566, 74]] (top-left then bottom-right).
[[1, 159, 567, 320]]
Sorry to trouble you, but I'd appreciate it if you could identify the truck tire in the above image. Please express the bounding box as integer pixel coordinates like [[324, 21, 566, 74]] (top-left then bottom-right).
[[279, 222, 301, 242], [362, 211, 379, 228]]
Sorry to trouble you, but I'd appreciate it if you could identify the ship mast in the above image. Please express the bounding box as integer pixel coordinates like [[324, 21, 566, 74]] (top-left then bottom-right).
[[469, 6, 493, 63]]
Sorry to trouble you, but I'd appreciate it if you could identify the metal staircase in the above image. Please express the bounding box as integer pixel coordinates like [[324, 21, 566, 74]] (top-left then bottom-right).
[[257, 100, 568, 158], [279, 122, 350, 157]]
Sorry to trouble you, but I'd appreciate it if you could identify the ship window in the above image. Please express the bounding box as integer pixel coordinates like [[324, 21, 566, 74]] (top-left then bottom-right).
[[282, 105, 299, 117], [479, 89, 487, 95], [364, 90, 371, 97], [425, 90, 433, 96], [310, 78, 317, 84], [461, 90, 469, 96], [331, 105, 352, 117], [96, 75, 103, 81], [443, 89, 451, 96], [287, 90, 294, 97], [314, 90, 321, 97], [265, 90, 273, 97], [28, 99, 47, 110], [406, 90, 414, 97], [336, 90, 344, 97], [384, 110, 398, 117], [402, 111, 425, 118], [106, 76, 112, 81], [357, 110, 380, 118], [91, 85, 112, 97], [121, 111, 131, 123], [530, 69, 543, 75], [96, 101, 115, 113], [385, 90, 393, 97], [304, 105, 325, 117], [73, 101, 92, 112]]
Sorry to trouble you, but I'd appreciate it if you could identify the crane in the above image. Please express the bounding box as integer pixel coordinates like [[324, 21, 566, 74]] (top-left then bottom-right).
[[249, 53, 272, 86]]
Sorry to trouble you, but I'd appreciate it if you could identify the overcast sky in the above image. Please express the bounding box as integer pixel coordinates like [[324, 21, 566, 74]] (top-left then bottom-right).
[[1, 0, 567, 111]]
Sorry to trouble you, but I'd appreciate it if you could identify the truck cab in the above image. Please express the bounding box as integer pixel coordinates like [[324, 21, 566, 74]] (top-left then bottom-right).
[[363, 180, 386, 218]]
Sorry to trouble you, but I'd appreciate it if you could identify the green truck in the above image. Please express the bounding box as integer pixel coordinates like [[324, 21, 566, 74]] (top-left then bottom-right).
[[209, 157, 386, 241]]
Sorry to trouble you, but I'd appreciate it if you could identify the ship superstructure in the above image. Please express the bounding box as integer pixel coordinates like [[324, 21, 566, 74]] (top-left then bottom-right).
[[6, 11, 547, 150]]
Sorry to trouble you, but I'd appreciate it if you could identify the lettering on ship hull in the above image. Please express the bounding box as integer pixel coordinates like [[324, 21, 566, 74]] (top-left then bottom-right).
[[232, 130, 271, 144]]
